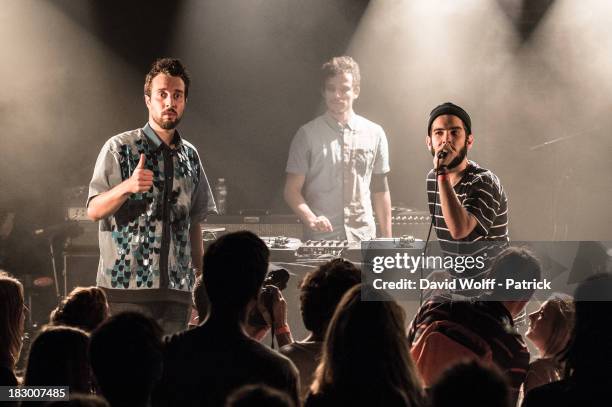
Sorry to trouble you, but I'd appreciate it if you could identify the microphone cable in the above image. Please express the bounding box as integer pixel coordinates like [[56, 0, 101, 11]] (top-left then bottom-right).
[[419, 154, 445, 306]]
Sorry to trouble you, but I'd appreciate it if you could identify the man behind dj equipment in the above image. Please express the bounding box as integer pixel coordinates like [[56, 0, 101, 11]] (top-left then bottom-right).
[[284, 56, 392, 242]]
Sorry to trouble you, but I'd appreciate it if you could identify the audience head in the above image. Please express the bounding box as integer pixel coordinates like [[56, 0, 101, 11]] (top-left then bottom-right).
[[430, 360, 511, 407], [50, 286, 109, 332], [562, 272, 612, 381], [312, 284, 422, 405], [89, 312, 163, 406], [45, 394, 110, 407], [299, 258, 361, 338], [203, 231, 269, 318], [24, 325, 91, 393], [225, 384, 295, 407], [0, 271, 25, 370], [526, 293, 574, 358], [489, 246, 542, 314]]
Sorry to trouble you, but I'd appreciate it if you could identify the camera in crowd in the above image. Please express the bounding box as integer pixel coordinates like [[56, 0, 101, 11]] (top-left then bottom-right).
[[248, 267, 290, 328]]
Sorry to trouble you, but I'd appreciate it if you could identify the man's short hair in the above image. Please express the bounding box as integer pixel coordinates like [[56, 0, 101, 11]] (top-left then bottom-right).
[[490, 246, 542, 301], [321, 56, 360, 92], [89, 312, 163, 405], [144, 57, 191, 98], [430, 360, 511, 407], [300, 258, 361, 336], [226, 384, 295, 407], [203, 231, 269, 315]]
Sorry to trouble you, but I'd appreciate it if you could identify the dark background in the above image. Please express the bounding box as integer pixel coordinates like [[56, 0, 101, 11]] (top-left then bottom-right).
[[1, 0, 611, 278]]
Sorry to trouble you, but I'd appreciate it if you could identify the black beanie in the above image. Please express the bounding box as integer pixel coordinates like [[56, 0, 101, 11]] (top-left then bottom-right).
[[428, 102, 472, 135]]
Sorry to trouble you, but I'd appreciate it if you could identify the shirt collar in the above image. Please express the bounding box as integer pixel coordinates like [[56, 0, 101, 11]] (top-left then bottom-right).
[[142, 122, 183, 152], [323, 111, 359, 133]]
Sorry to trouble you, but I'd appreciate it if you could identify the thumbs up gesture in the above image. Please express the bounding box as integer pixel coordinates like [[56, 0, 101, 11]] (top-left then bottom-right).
[[136, 153, 147, 169], [128, 153, 154, 193]]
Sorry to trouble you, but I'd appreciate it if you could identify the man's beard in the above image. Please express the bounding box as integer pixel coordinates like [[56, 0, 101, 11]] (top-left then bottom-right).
[[155, 111, 182, 130], [157, 116, 181, 130], [430, 139, 468, 170], [446, 142, 468, 170]]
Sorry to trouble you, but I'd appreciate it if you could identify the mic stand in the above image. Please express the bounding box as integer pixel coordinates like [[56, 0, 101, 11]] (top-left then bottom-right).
[[419, 156, 445, 305], [47, 235, 62, 302]]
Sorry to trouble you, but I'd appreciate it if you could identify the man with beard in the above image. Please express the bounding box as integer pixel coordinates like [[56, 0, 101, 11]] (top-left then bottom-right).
[[426, 102, 508, 243], [424, 103, 508, 292], [87, 58, 216, 334]]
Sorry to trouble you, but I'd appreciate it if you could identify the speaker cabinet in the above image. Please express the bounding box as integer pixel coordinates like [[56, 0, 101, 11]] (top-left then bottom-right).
[[63, 250, 99, 296]]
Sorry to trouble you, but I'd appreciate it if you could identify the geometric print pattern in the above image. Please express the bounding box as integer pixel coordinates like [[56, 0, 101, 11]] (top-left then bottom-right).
[[93, 126, 207, 293]]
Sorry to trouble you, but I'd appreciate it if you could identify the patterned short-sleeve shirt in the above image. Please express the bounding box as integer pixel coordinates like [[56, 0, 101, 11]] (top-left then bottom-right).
[[87, 124, 216, 304]]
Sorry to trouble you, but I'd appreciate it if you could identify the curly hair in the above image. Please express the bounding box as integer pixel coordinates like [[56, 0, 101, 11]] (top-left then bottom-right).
[[144, 57, 191, 98], [321, 56, 360, 92], [50, 286, 109, 332], [299, 258, 361, 336]]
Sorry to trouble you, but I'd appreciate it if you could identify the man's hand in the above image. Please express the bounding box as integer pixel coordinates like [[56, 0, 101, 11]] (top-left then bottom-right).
[[258, 285, 288, 328], [308, 215, 333, 232], [87, 153, 152, 221], [258, 285, 293, 346], [432, 148, 452, 171], [127, 154, 154, 193], [284, 173, 333, 233]]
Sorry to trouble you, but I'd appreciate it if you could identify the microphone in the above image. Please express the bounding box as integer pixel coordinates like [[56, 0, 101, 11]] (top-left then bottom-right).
[[437, 150, 448, 160]]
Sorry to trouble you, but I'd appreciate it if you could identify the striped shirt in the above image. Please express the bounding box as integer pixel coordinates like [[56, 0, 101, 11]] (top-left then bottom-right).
[[408, 295, 530, 404], [427, 161, 509, 279], [427, 160, 508, 243]]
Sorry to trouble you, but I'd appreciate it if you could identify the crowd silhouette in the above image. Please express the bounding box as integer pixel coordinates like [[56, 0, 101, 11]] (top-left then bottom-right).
[[0, 234, 609, 407]]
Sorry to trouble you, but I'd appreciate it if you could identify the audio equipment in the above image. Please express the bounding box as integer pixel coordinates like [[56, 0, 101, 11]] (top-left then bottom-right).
[[296, 240, 349, 258], [202, 214, 304, 240], [261, 236, 302, 262], [62, 248, 99, 296], [64, 220, 98, 250], [387, 209, 432, 240], [261, 237, 424, 263], [62, 186, 99, 250]]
